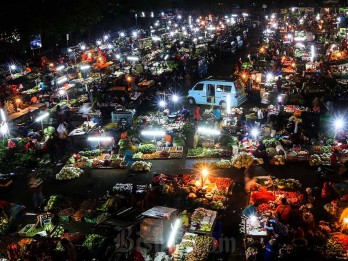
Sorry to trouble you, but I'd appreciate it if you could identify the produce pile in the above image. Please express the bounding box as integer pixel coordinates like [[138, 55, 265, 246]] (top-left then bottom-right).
[[0, 216, 10, 235], [297, 150, 310, 160], [173, 233, 214, 261], [67, 154, 92, 168], [331, 233, 348, 252], [266, 147, 277, 157], [79, 150, 101, 157], [187, 148, 232, 158], [131, 161, 152, 172], [44, 195, 63, 211], [193, 159, 231, 169], [262, 138, 281, 148], [190, 208, 217, 234], [157, 146, 183, 159], [325, 238, 346, 257], [255, 177, 273, 188], [60, 232, 85, 244], [56, 166, 84, 180], [133, 147, 183, 160], [309, 153, 331, 166], [231, 152, 263, 169], [138, 144, 156, 154], [274, 179, 302, 190], [274, 191, 306, 206], [43, 127, 56, 141], [250, 190, 275, 204], [82, 234, 104, 251], [68, 153, 127, 168], [209, 196, 226, 210], [44, 223, 64, 238], [185, 235, 214, 261], [270, 155, 286, 165]]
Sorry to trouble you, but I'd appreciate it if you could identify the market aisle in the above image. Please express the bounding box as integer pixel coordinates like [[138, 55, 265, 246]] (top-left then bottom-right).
[[208, 23, 264, 78]]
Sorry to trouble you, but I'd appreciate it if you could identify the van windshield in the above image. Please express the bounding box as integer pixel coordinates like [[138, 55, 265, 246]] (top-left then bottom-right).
[[193, 84, 204, 91]]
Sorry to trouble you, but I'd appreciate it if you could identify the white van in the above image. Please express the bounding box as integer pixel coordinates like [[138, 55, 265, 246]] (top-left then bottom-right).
[[187, 79, 247, 108]]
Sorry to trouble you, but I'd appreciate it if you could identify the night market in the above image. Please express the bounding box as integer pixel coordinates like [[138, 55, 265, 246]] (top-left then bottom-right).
[[1, 1, 348, 260]]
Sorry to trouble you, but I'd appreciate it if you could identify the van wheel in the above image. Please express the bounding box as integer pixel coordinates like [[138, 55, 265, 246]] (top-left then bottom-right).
[[188, 97, 196, 105], [220, 101, 227, 109]]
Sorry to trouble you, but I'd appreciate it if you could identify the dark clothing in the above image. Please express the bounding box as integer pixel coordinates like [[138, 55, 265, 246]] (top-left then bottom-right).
[[276, 79, 282, 92], [244, 165, 256, 179]]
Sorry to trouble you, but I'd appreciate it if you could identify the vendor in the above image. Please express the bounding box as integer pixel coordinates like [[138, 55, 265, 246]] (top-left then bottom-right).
[[242, 202, 259, 218], [164, 133, 172, 147], [25, 140, 36, 151], [265, 218, 288, 239], [30, 95, 38, 104], [212, 106, 223, 129], [257, 140, 266, 151], [330, 149, 340, 174], [194, 106, 201, 121], [244, 160, 258, 194], [180, 106, 190, 121], [180, 210, 190, 227], [274, 198, 292, 224]]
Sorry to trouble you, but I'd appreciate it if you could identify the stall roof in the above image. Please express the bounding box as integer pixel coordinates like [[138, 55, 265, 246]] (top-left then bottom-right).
[[142, 206, 177, 219]]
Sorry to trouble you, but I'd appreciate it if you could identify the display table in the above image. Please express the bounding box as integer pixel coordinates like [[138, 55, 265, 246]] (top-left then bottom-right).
[[8, 103, 46, 122], [245, 217, 267, 237], [69, 122, 97, 136], [189, 208, 217, 235], [68, 121, 97, 149]]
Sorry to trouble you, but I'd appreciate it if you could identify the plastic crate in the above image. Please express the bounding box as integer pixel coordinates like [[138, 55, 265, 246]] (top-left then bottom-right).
[[18, 224, 36, 237]]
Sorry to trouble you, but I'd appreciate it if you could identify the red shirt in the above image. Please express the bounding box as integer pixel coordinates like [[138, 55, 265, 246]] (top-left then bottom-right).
[[26, 142, 35, 151], [194, 108, 201, 120]]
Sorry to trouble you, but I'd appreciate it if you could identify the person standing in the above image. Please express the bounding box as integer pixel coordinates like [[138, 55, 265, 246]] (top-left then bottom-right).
[[276, 77, 282, 93], [274, 198, 292, 224], [212, 106, 223, 129], [244, 160, 258, 194], [331, 149, 340, 174], [194, 106, 201, 122], [246, 78, 252, 98], [28, 175, 43, 211], [180, 106, 190, 121], [242, 202, 259, 217]]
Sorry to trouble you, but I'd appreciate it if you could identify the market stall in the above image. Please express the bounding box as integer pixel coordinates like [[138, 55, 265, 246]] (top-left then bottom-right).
[[140, 206, 178, 244]]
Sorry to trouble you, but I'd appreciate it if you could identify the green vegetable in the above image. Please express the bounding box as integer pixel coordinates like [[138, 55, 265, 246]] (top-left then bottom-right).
[[321, 146, 331, 154], [82, 234, 104, 250], [187, 148, 204, 157], [326, 139, 334, 146], [138, 144, 156, 154], [262, 138, 280, 148], [79, 150, 101, 156], [181, 123, 195, 134]]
